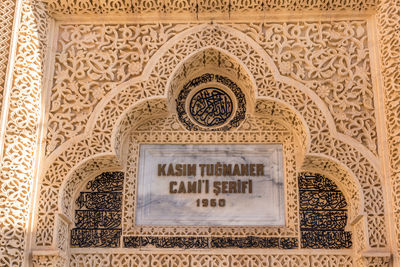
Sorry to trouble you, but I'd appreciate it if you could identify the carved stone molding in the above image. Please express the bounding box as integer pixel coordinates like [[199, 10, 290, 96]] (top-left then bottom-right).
[[0, 0, 51, 266], [32, 252, 67, 267], [69, 251, 355, 266], [47, 22, 378, 157], [0, 0, 396, 265], [39, 0, 378, 16], [35, 22, 386, 254], [0, 0, 15, 113], [378, 0, 400, 265]]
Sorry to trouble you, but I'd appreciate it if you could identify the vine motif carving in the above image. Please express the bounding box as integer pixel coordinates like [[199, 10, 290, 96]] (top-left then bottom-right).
[[60, 155, 122, 218], [0, 0, 393, 265], [168, 48, 255, 107], [41, 0, 377, 15], [32, 255, 67, 267], [47, 23, 193, 154], [56, 217, 69, 252], [231, 21, 377, 153], [37, 23, 386, 252], [378, 0, 400, 264], [0, 0, 50, 266], [47, 21, 377, 156], [301, 156, 361, 223]]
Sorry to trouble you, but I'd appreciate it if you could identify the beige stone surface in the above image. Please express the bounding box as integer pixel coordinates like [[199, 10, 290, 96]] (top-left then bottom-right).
[[0, 1, 398, 266]]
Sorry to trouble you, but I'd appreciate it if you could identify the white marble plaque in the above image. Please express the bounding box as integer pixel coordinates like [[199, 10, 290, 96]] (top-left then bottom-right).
[[136, 144, 285, 226]]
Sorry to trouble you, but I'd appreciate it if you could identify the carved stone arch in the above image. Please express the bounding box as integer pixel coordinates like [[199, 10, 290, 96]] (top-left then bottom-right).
[[166, 46, 257, 114], [112, 97, 170, 161], [110, 95, 364, 251], [253, 100, 365, 250], [253, 98, 310, 166], [97, 22, 377, 165], [50, 22, 375, 168], [113, 96, 309, 151], [35, 98, 168, 248], [119, 100, 302, 239], [85, 23, 336, 144], [253, 99, 365, 233], [52, 154, 122, 254], [36, 22, 387, 252], [296, 171, 353, 249], [58, 154, 122, 220]]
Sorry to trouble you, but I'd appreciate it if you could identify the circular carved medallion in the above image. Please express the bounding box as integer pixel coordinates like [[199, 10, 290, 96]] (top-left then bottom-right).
[[189, 87, 233, 127], [176, 73, 246, 131]]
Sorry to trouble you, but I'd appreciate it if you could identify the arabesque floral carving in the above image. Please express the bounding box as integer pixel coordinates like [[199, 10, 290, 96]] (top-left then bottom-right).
[[0, 0, 396, 265]]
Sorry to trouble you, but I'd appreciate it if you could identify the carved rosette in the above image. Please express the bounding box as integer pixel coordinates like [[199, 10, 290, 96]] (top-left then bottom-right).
[[176, 73, 246, 131]]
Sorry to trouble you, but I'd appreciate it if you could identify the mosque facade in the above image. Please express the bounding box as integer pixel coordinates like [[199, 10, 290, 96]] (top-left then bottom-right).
[[0, 0, 399, 266]]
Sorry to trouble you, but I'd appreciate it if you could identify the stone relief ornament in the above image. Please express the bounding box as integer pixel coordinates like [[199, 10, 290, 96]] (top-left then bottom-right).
[[0, 0, 51, 266], [298, 172, 352, 249], [37, 24, 386, 267], [42, 0, 378, 15], [71, 172, 124, 248], [0, 5, 383, 265], [120, 120, 351, 251], [0, 0, 397, 265], [378, 0, 400, 264], [46, 21, 377, 156], [176, 73, 246, 130], [46, 23, 194, 155], [0, 0, 15, 112], [34, 23, 387, 263], [189, 87, 233, 127]]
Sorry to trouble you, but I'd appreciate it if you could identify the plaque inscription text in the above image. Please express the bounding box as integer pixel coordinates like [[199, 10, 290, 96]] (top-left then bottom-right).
[[136, 144, 285, 226]]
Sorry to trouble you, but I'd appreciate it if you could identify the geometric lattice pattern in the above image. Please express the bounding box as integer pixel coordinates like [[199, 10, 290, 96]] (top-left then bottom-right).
[[69, 252, 354, 266], [0, 0, 395, 265], [71, 172, 124, 247], [299, 172, 352, 249], [30, 18, 387, 266], [378, 0, 400, 263], [0, 0, 15, 112]]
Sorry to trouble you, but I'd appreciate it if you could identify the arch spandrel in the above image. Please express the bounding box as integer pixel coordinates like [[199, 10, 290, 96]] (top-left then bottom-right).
[[46, 22, 376, 165], [37, 23, 386, 257]]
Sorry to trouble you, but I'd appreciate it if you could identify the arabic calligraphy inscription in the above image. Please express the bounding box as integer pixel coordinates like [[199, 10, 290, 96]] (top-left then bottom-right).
[[176, 73, 246, 131], [189, 88, 233, 127]]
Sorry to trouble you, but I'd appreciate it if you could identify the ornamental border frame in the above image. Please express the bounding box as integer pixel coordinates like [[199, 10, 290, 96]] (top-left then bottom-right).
[[3, 1, 390, 266], [42, 20, 384, 252]]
